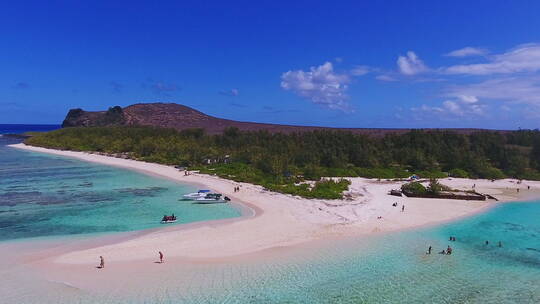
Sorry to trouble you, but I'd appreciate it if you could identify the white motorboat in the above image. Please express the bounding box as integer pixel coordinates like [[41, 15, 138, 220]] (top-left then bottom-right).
[[182, 189, 211, 199], [194, 193, 230, 204]]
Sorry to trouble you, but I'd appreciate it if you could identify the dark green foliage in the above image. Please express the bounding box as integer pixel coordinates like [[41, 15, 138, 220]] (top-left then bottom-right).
[[401, 182, 426, 195], [265, 179, 351, 199], [26, 126, 540, 199], [426, 178, 443, 195], [449, 168, 469, 178], [415, 170, 448, 179]]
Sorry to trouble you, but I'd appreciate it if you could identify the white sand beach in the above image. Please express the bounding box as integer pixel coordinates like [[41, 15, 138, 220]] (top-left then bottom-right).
[[9, 143, 540, 268]]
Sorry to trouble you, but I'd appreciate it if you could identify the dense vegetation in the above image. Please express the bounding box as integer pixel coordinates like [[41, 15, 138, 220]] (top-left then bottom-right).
[[401, 179, 447, 196], [26, 126, 540, 198]]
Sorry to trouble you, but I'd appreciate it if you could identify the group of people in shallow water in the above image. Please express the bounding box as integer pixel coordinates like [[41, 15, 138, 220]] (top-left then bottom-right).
[[426, 245, 452, 255], [427, 236, 504, 256]]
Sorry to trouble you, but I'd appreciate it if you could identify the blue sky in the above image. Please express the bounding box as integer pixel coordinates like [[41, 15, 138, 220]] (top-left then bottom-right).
[[1, 1, 540, 129]]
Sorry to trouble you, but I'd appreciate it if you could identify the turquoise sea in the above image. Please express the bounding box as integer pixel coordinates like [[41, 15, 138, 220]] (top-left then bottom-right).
[[0, 125, 241, 241], [1, 125, 539, 303], [90, 202, 538, 304]]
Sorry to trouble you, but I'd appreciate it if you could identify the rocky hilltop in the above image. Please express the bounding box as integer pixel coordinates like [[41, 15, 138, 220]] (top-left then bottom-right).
[[62, 103, 499, 136]]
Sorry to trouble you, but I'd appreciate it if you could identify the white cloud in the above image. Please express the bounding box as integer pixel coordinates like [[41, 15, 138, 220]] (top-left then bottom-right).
[[375, 74, 397, 82], [456, 95, 478, 103], [397, 51, 429, 75], [350, 65, 370, 76], [442, 100, 462, 115], [412, 97, 487, 119], [445, 76, 540, 105], [445, 47, 488, 57], [444, 43, 540, 75], [281, 62, 351, 111]]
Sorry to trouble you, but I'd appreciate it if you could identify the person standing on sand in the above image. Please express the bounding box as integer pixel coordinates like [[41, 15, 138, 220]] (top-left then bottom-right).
[[402, 205, 405, 212], [159, 251, 164, 263], [99, 256, 104, 269]]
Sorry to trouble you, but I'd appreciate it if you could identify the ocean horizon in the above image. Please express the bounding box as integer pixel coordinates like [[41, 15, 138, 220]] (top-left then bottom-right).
[[0, 124, 61, 135]]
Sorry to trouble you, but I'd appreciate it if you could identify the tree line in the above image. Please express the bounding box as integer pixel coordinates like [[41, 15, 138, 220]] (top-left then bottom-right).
[[25, 126, 540, 198]]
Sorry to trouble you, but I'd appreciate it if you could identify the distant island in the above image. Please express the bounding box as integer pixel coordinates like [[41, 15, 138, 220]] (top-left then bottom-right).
[[25, 102, 540, 199]]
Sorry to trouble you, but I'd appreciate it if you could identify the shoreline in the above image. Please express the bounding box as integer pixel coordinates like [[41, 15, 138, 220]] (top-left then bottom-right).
[[7, 143, 540, 265]]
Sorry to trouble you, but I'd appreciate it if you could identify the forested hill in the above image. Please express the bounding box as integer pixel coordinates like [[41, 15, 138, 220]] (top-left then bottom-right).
[[26, 126, 540, 198], [62, 103, 508, 136]]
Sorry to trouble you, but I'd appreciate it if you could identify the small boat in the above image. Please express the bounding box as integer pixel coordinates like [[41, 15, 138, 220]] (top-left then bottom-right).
[[161, 215, 177, 224], [182, 189, 211, 199], [194, 193, 227, 204]]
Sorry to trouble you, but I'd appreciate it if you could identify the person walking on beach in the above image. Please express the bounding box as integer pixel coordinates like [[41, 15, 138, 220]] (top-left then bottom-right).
[[99, 256, 105, 269], [427, 246, 432, 254], [159, 251, 164, 263], [401, 205, 405, 212]]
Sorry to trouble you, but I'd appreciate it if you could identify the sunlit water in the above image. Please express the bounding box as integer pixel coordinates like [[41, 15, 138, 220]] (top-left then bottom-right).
[[0, 126, 241, 241], [1, 126, 539, 303], [106, 202, 539, 304]]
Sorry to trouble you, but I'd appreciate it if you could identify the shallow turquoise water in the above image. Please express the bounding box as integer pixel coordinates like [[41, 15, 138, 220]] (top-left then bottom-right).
[[3, 201, 537, 303], [0, 135, 241, 241], [166, 201, 538, 303]]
